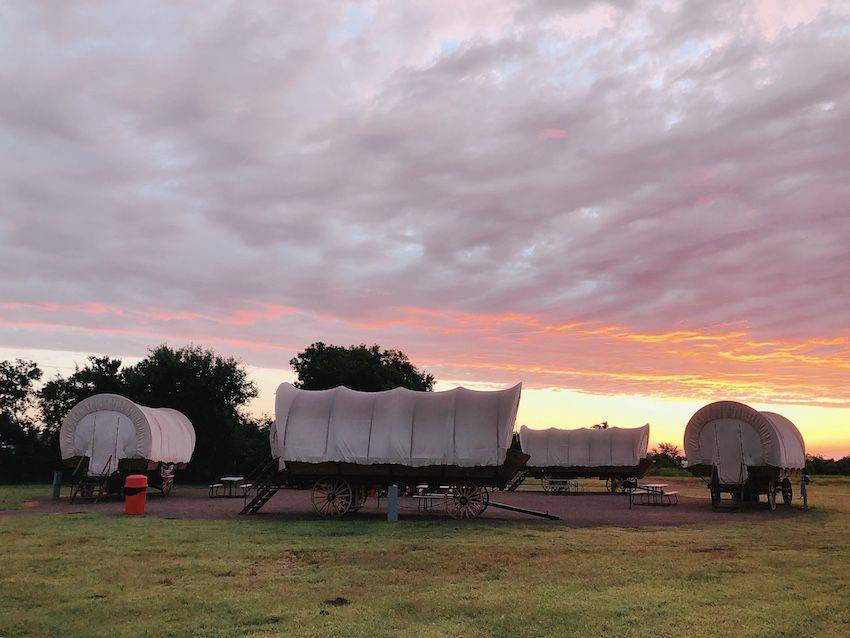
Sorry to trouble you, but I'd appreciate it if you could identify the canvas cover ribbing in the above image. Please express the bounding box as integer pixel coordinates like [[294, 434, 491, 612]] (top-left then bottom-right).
[[519, 424, 650, 468], [683, 401, 805, 483], [271, 383, 522, 467], [59, 393, 196, 465]]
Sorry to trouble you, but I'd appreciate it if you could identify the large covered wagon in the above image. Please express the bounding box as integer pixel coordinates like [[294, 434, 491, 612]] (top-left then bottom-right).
[[59, 393, 196, 500], [517, 424, 651, 493], [683, 401, 806, 510], [258, 382, 527, 518]]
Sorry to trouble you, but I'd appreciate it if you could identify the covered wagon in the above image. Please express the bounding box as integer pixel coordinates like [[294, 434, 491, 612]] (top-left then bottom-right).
[[683, 401, 805, 510], [255, 382, 527, 518], [60, 393, 196, 500], [517, 424, 651, 493]]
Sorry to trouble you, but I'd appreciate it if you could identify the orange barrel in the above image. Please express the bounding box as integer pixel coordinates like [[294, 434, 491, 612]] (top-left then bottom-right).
[[124, 474, 148, 515]]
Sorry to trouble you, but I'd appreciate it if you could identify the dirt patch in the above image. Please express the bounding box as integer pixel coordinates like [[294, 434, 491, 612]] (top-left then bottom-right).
[[1, 481, 808, 528], [273, 550, 298, 570], [323, 597, 350, 606], [692, 544, 736, 555]]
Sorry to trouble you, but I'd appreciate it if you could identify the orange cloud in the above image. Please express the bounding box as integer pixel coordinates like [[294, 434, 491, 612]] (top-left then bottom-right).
[[2, 298, 849, 409]]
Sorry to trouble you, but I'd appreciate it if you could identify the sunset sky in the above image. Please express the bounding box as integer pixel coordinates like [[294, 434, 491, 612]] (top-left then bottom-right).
[[1, 1, 849, 457]]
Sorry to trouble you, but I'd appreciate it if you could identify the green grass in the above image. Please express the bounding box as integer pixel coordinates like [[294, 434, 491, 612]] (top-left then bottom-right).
[[2, 481, 849, 638], [0, 483, 53, 510]]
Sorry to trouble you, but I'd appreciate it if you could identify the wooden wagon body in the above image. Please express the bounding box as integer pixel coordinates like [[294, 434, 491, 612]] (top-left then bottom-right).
[[516, 424, 651, 493], [683, 401, 806, 510], [62, 456, 187, 498], [59, 394, 195, 501], [256, 382, 526, 518], [686, 461, 802, 510], [521, 458, 653, 493]]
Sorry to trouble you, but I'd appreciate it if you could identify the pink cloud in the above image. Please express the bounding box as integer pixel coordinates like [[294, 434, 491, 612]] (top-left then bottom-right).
[[1, 0, 849, 430], [537, 128, 566, 140]]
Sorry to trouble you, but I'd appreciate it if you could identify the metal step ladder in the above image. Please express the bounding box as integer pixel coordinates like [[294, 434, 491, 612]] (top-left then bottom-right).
[[505, 471, 527, 492], [239, 457, 282, 514], [70, 474, 109, 503], [69, 455, 112, 503], [241, 483, 281, 514]]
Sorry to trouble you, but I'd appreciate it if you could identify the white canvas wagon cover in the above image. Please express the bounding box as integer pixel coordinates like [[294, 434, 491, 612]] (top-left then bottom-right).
[[271, 383, 522, 467], [59, 394, 196, 470], [684, 401, 805, 484], [519, 424, 650, 468]]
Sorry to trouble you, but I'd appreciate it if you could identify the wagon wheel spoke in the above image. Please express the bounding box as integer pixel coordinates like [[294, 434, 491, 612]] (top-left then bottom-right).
[[318, 499, 334, 516]]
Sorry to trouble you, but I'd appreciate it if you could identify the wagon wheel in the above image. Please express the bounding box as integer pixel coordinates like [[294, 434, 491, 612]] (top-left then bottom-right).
[[781, 478, 792, 506], [542, 477, 554, 493], [311, 477, 353, 517], [348, 485, 369, 513], [81, 482, 95, 499], [710, 482, 721, 510], [731, 488, 743, 511], [447, 481, 489, 519], [767, 480, 777, 511]]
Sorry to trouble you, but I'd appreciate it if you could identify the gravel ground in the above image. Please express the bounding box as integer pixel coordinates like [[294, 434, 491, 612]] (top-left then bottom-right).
[[2, 479, 805, 526]]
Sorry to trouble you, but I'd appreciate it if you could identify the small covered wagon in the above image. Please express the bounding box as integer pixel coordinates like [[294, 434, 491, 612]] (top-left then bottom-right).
[[683, 401, 806, 510], [59, 393, 196, 500], [517, 424, 651, 493], [260, 382, 526, 519]]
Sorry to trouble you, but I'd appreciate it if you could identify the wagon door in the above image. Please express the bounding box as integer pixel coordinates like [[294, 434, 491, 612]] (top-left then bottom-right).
[[701, 418, 748, 485], [76, 410, 133, 476]]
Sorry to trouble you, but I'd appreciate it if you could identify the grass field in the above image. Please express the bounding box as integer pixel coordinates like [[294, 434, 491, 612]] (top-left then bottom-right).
[[2, 479, 849, 638]]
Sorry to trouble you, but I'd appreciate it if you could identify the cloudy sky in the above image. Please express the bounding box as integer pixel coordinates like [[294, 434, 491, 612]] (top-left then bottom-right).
[[2, 1, 849, 455]]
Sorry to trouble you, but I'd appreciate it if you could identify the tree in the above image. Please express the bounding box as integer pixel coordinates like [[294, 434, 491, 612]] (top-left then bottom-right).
[[0, 359, 46, 482], [0, 359, 42, 423], [122, 345, 261, 480], [290, 342, 434, 391], [38, 356, 123, 441], [648, 442, 685, 468], [35, 345, 267, 481]]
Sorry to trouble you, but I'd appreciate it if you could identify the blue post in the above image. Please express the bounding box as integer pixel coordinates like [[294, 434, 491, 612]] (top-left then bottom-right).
[[52, 471, 62, 501], [387, 484, 398, 522]]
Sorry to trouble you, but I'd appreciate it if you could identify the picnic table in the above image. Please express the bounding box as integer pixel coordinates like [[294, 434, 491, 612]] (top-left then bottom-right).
[[209, 476, 251, 498], [411, 485, 451, 512], [630, 483, 678, 508]]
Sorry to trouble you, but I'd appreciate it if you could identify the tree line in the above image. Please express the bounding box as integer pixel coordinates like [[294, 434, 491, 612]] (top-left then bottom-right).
[[0, 346, 271, 482], [641, 440, 849, 476], [0, 342, 433, 483], [2, 341, 847, 481]]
